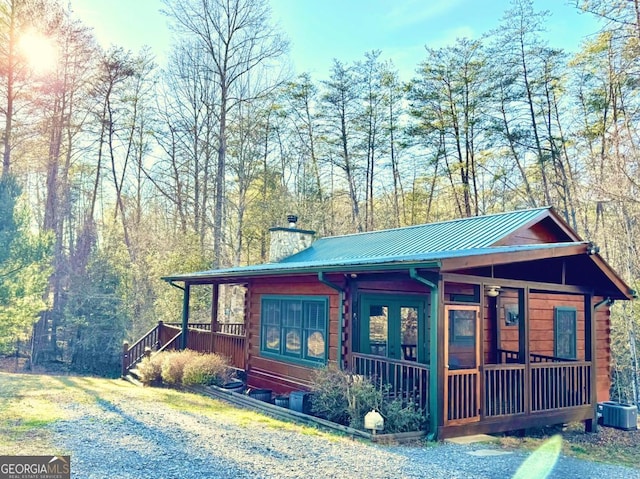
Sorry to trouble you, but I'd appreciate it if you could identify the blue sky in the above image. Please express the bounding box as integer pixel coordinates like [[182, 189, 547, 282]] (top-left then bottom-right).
[[69, 0, 601, 80]]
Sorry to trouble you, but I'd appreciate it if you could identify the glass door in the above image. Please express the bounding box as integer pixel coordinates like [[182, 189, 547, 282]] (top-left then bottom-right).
[[360, 295, 424, 362]]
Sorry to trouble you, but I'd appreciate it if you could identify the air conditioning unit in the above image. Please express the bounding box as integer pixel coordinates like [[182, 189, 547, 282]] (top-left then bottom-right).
[[599, 401, 638, 430]]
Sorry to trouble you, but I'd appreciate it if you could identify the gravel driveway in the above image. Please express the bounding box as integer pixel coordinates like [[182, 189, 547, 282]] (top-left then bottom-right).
[[49, 380, 638, 479]]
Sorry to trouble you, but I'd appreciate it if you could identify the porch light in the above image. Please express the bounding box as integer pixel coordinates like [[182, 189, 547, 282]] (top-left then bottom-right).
[[485, 285, 501, 297]]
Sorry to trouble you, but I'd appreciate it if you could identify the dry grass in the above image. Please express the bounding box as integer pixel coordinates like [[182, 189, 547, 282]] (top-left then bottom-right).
[[497, 422, 640, 469]]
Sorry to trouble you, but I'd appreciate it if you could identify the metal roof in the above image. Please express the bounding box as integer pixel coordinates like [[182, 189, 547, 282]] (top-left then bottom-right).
[[162, 242, 588, 282], [280, 206, 553, 264], [163, 207, 576, 280]]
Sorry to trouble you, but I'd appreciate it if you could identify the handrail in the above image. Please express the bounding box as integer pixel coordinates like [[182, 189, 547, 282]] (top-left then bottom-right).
[[497, 348, 578, 364], [157, 331, 182, 353], [122, 322, 162, 375], [351, 351, 429, 369], [127, 323, 162, 354], [165, 322, 212, 331]]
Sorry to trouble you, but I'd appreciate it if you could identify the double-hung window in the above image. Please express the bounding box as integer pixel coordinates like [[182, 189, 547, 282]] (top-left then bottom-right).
[[554, 306, 577, 360], [261, 296, 328, 364]]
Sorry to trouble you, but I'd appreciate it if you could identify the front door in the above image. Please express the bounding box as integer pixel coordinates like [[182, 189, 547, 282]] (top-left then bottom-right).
[[360, 295, 425, 362], [444, 304, 481, 425]]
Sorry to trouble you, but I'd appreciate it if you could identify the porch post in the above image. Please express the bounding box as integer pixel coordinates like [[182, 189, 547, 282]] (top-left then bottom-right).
[[211, 283, 219, 352], [211, 283, 219, 332], [521, 287, 531, 415], [408, 268, 440, 438], [181, 283, 191, 350], [585, 294, 598, 432], [429, 282, 439, 437]]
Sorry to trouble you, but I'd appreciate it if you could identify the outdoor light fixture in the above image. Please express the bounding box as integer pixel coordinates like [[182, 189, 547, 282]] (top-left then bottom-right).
[[485, 285, 501, 297], [586, 242, 600, 255], [364, 409, 384, 436]]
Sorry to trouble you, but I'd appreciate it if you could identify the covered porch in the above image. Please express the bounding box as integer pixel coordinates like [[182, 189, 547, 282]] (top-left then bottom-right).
[[345, 272, 610, 439]]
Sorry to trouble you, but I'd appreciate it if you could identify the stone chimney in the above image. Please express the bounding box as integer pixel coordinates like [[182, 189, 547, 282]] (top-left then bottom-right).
[[268, 215, 315, 262]]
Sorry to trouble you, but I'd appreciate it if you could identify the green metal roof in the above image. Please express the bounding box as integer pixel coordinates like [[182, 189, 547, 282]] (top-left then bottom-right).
[[281, 206, 555, 265], [163, 207, 579, 281], [162, 241, 589, 282]]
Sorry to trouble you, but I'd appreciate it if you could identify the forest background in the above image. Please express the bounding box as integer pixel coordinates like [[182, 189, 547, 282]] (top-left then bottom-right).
[[0, 0, 638, 404]]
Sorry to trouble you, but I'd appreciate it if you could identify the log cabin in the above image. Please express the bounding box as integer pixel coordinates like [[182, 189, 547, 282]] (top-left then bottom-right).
[[123, 207, 635, 439]]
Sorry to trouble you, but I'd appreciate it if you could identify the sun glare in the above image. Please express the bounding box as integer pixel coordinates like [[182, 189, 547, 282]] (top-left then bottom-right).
[[18, 29, 58, 75]]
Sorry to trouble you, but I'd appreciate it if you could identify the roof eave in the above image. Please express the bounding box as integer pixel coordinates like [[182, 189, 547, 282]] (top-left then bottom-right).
[[161, 260, 443, 284]]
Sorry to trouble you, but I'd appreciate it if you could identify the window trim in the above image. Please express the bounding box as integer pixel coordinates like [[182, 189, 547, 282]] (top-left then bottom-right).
[[260, 295, 329, 367], [554, 306, 577, 360]]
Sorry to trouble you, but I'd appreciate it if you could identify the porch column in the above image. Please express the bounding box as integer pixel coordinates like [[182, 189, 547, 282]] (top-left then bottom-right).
[[585, 294, 598, 432], [521, 287, 531, 415], [211, 283, 219, 332], [181, 283, 191, 350], [211, 283, 219, 352], [429, 282, 440, 438]]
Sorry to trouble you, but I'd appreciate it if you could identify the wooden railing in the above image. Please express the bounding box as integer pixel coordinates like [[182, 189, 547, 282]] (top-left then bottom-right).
[[497, 349, 577, 364], [216, 323, 246, 336], [127, 323, 246, 375], [163, 323, 214, 353], [530, 361, 591, 411], [497, 348, 520, 363], [213, 332, 245, 370], [121, 323, 162, 376], [350, 353, 429, 413], [530, 353, 576, 363], [166, 322, 212, 331], [446, 370, 479, 423], [484, 364, 525, 417]]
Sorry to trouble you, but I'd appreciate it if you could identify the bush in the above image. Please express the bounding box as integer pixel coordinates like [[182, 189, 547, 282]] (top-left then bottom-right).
[[345, 376, 382, 430], [182, 353, 231, 386], [310, 365, 350, 425], [309, 365, 426, 433], [382, 398, 426, 433], [136, 352, 164, 386], [161, 349, 200, 385]]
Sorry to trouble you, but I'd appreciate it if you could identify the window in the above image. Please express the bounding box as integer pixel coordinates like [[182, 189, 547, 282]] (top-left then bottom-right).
[[554, 307, 577, 359], [449, 308, 476, 345], [261, 296, 328, 364]]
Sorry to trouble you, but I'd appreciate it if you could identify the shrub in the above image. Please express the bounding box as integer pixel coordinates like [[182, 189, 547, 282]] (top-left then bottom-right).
[[182, 353, 231, 386], [136, 352, 164, 386], [382, 398, 426, 433], [310, 365, 350, 425], [161, 349, 200, 385], [345, 376, 382, 430], [309, 365, 426, 433]]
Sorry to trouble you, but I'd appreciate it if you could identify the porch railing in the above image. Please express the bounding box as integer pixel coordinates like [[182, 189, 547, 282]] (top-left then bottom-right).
[[123, 321, 247, 376], [350, 353, 430, 413], [121, 323, 162, 376], [165, 322, 212, 331], [484, 364, 525, 417], [164, 322, 246, 336], [216, 323, 246, 336], [447, 369, 480, 423], [162, 323, 245, 370], [497, 348, 577, 364], [531, 361, 591, 411], [483, 361, 591, 418], [213, 332, 246, 370]]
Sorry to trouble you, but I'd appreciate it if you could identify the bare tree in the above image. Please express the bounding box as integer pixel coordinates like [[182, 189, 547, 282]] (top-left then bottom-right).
[[162, 0, 288, 267]]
